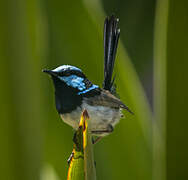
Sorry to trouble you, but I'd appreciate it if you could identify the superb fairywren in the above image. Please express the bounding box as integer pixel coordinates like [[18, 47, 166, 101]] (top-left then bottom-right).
[[43, 15, 133, 137]]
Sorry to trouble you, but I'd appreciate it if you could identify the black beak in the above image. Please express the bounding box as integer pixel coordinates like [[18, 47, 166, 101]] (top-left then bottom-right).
[[42, 69, 58, 77]]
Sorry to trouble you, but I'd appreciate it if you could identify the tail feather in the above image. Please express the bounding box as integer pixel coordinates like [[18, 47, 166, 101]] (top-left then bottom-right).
[[103, 15, 120, 92]]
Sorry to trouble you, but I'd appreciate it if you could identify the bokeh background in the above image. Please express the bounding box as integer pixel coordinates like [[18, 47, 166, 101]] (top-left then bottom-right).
[[0, 0, 188, 180]]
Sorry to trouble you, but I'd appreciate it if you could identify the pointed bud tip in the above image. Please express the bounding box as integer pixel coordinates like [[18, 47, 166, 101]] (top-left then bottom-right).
[[82, 109, 89, 119]]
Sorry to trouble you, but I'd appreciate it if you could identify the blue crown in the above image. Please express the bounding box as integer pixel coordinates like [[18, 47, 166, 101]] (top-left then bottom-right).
[[52, 65, 82, 73]]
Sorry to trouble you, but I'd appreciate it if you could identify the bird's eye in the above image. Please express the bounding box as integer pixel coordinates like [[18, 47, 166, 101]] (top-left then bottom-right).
[[65, 72, 71, 76], [60, 72, 65, 76], [60, 70, 85, 78]]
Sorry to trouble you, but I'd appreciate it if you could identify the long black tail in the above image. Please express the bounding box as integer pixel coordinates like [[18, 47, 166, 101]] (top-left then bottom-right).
[[103, 15, 120, 92]]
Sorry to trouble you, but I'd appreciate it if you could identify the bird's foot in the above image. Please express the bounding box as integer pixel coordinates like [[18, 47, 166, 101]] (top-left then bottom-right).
[[91, 124, 113, 144], [91, 124, 113, 135]]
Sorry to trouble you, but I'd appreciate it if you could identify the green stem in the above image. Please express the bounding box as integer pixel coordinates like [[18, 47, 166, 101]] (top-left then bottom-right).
[[67, 110, 96, 180]]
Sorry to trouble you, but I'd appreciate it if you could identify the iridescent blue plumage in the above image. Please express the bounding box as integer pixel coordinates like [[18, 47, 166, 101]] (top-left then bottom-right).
[[58, 75, 86, 91], [43, 63, 132, 136], [43, 65, 101, 114], [78, 84, 99, 95], [51, 65, 99, 94], [43, 16, 133, 138], [58, 74, 99, 94]]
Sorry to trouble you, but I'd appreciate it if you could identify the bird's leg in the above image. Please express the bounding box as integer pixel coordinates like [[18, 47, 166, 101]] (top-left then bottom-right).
[[92, 136, 103, 144], [91, 124, 113, 144]]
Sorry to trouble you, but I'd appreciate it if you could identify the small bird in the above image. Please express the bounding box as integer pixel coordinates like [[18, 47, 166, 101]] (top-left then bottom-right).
[[43, 15, 133, 138]]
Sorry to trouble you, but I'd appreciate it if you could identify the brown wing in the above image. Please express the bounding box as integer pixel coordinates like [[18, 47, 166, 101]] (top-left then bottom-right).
[[83, 89, 133, 114]]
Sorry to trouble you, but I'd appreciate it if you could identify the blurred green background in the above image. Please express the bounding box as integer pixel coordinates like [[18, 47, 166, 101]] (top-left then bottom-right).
[[0, 0, 188, 179]]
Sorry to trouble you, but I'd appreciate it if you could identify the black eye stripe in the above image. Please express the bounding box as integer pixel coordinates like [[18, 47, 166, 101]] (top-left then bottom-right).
[[59, 70, 86, 78]]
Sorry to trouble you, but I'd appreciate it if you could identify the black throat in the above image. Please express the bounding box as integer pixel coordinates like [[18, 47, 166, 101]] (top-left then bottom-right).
[[52, 76, 82, 114]]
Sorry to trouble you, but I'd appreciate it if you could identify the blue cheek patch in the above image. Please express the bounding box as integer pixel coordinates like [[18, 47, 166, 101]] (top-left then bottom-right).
[[58, 75, 86, 90], [58, 75, 99, 94]]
